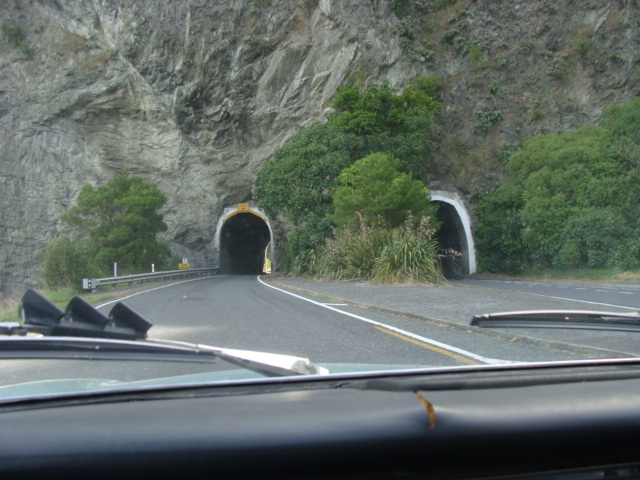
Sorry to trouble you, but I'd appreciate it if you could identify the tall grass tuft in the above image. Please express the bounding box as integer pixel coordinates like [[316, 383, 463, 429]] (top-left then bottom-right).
[[312, 213, 445, 285]]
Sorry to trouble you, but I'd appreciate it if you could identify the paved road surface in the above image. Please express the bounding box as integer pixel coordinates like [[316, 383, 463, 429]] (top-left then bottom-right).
[[453, 278, 640, 310], [1, 275, 638, 388]]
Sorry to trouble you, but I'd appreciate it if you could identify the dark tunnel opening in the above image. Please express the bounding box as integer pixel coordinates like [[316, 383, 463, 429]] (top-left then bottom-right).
[[220, 213, 271, 275], [433, 202, 469, 279]]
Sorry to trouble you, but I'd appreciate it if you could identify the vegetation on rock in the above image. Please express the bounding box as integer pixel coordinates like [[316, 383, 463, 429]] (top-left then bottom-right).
[[255, 76, 444, 282], [475, 97, 640, 274], [42, 173, 172, 289]]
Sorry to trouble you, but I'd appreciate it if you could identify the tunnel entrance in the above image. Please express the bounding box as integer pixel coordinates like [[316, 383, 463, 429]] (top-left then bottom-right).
[[220, 212, 271, 275], [434, 202, 467, 278], [430, 191, 476, 278]]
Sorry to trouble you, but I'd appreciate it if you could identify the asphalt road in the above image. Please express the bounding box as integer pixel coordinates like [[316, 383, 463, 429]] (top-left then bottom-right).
[[0, 275, 623, 387], [453, 278, 640, 310]]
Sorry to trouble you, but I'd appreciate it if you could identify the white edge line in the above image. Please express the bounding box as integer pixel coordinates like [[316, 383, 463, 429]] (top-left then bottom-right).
[[95, 275, 226, 309], [257, 276, 505, 365], [521, 292, 639, 311]]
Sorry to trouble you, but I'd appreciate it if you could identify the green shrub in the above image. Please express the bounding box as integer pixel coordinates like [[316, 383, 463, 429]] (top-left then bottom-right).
[[391, 0, 409, 15], [495, 141, 520, 164], [331, 153, 439, 230], [453, 36, 467, 53], [520, 40, 535, 55], [610, 53, 624, 64], [586, 55, 605, 73], [60, 173, 171, 276], [532, 109, 545, 120], [395, 18, 416, 39], [476, 97, 640, 273], [2, 22, 33, 58], [469, 44, 486, 68], [441, 28, 459, 43], [576, 39, 589, 57], [371, 218, 443, 284], [476, 108, 504, 132], [434, 0, 455, 10], [547, 62, 565, 80], [313, 214, 444, 285], [41, 236, 102, 290]]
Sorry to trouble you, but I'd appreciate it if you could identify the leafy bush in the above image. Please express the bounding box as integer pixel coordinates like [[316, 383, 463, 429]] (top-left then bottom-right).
[[532, 109, 545, 120], [391, 0, 410, 15], [371, 218, 443, 285], [469, 44, 487, 69], [495, 142, 520, 165], [41, 236, 102, 290], [547, 62, 565, 80], [395, 18, 416, 39], [331, 153, 439, 230], [576, 39, 589, 57], [520, 40, 535, 55], [475, 184, 528, 274], [254, 122, 358, 226], [554, 208, 636, 270], [475, 97, 640, 273], [476, 108, 504, 132], [313, 215, 390, 280]]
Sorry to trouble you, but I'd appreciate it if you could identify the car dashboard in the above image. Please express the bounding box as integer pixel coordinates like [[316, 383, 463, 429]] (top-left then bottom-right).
[[2, 362, 640, 480], [0, 362, 640, 479]]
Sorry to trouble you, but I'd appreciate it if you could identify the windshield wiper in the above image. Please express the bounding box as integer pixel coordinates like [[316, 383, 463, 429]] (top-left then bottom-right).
[[0, 336, 328, 376], [471, 310, 640, 332], [0, 289, 328, 377]]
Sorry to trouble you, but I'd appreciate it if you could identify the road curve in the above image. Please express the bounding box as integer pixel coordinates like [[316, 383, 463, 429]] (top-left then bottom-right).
[[0, 275, 617, 387]]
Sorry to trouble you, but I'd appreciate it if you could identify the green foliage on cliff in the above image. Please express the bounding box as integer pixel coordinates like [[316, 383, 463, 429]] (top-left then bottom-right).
[[329, 75, 442, 182], [2, 22, 34, 58], [42, 173, 171, 289], [475, 97, 640, 274], [255, 76, 443, 276], [254, 122, 360, 227]]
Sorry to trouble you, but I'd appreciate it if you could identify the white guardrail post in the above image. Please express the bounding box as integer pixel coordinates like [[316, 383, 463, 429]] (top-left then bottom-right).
[[82, 268, 219, 293]]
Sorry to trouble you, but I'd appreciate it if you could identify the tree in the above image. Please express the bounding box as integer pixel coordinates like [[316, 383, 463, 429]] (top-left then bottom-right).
[[475, 97, 640, 273], [59, 172, 171, 277], [331, 153, 439, 229], [254, 122, 361, 226]]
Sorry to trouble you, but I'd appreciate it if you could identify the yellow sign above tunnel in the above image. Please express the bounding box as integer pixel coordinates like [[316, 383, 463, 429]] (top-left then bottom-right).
[[238, 203, 250, 211]]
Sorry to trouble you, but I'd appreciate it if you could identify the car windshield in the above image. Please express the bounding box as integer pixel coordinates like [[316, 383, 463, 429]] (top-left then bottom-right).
[[1, 1, 639, 403]]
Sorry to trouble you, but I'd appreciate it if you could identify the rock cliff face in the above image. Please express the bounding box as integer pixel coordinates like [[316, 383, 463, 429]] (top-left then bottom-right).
[[1, 0, 638, 293]]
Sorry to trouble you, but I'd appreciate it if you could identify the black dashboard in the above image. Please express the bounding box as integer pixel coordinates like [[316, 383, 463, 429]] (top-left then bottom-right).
[[2, 363, 640, 480]]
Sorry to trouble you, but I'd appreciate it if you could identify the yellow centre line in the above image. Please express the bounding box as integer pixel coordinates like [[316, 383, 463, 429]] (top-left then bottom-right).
[[374, 326, 479, 366]]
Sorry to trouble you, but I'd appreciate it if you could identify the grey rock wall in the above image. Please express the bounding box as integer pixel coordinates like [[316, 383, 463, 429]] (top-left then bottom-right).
[[0, 0, 638, 293]]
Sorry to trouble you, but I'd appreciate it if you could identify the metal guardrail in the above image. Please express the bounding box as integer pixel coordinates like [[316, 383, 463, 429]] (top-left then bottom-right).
[[82, 268, 219, 293]]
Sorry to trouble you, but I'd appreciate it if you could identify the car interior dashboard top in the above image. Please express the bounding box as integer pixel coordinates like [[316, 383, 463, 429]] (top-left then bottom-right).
[[2, 362, 640, 480]]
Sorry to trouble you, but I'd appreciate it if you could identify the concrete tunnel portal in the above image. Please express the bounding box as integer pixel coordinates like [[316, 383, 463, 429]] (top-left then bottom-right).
[[430, 191, 477, 278], [214, 204, 273, 275]]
